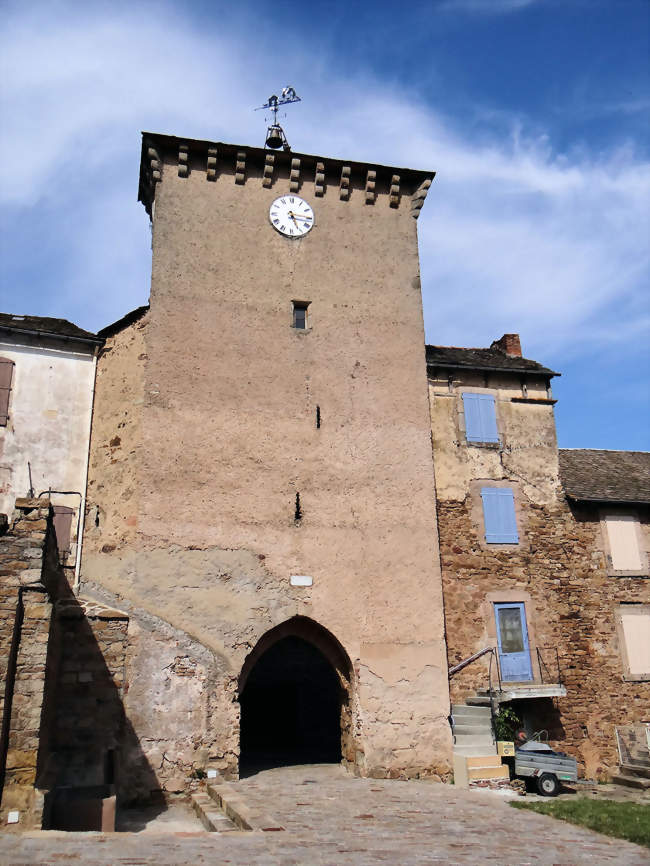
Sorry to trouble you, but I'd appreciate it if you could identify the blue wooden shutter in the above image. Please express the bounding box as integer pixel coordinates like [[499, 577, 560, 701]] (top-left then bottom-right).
[[463, 393, 498, 443], [481, 487, 518, 543]]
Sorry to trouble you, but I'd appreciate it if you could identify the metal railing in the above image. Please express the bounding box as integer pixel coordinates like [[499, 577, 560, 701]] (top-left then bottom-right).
[[448, 646, 502, 723], [450, 646, 562, 691], [615, 724, 650, 770], [536, 647, 562, 685]]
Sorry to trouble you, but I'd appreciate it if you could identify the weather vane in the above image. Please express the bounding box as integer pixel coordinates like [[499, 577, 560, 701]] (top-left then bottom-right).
[[255, 87, 301, 151]]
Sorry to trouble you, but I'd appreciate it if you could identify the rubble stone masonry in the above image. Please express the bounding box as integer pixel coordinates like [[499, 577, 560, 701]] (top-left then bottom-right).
[[430, 373, 650, 780], [441, 496, 650, 778], [0, 498, 54, 827]]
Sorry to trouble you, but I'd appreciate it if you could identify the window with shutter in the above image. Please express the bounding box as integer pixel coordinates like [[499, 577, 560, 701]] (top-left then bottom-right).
[[52, 505, 75, 557], [0, 357, 15, 426], [604, 514, 644, 572], [462, 393, 499, 443], [618, 604, 650, 680], [481, 487, 519, 544]]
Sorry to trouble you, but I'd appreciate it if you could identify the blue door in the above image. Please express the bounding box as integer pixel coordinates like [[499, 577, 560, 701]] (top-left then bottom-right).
[[494, 603, 533, 682]]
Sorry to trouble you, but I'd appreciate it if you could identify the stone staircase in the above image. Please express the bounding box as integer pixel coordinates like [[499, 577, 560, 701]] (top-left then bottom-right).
[[451, 703, 510, 789], [191, 779, 284, 833], [191, 787, 240, 832]]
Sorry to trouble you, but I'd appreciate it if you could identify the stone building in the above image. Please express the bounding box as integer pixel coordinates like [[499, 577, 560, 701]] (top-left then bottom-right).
[[74, 132, 453, 800], [428, 335, 650, 780], [0, 130, 648, 829], [0, 314, 101, 588], [0, 316, 123, 828]]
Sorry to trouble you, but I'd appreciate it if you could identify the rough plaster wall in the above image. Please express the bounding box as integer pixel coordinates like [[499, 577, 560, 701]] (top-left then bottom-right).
[[0, 339, 95, 519], [429, 376, 559, 506], [358, 643, 452, 779], [121, 613, 237, 793], [82, 155, 452, 780], [84, 316, 147, 552]]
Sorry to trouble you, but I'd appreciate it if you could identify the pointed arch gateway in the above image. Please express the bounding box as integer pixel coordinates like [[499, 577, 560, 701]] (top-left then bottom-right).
[[238, 617, 355, 776]]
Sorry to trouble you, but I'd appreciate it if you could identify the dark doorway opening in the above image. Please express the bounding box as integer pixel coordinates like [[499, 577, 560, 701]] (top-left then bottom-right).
[[239, 635, 343, 776]]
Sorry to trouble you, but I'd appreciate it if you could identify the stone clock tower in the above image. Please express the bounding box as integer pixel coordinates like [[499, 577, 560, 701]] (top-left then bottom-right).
[[81, 132, 452, 792]]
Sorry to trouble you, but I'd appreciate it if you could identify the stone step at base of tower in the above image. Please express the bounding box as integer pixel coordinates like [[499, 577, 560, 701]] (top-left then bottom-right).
[[191, 792, 239, 832]]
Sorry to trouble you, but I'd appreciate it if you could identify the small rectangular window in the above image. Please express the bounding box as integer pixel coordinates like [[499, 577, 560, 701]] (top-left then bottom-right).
[[0, 357, 15, 426], [292, 301, 309, 330], [463, 393, 499, 443], [481, 487, 518, 544]]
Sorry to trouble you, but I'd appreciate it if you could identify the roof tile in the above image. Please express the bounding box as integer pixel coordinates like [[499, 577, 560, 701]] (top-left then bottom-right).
[[559, 449, 650, 504], [426, 344, 558, 377], [0, 313, 99, 342]]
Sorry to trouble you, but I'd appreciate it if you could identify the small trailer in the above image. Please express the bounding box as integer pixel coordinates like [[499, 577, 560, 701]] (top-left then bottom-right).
[[514, 741, 578, 796]]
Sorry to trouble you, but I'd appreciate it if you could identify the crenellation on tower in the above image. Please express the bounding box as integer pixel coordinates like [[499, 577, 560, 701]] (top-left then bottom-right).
[[137, 133, 435, 218]]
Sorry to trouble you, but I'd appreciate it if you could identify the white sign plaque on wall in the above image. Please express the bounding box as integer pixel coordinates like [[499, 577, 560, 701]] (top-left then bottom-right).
[[290, 575, 313, 587]]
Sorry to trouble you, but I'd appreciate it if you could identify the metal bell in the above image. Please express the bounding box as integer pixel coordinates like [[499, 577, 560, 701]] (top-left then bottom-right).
[[265, 125, 284, 149]]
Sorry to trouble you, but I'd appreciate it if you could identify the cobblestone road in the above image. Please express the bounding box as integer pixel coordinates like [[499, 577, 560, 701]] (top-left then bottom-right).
[[1, 765, 647, 865]]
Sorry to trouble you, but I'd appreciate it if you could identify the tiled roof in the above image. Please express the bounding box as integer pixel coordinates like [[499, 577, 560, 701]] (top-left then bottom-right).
[[426, 345, 558, 377], [0, 313, 101, 344], [98, 305, 149, 338], [559, 449, 650, 504]]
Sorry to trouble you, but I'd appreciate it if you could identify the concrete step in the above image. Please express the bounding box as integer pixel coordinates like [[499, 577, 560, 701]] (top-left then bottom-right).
[[453, 723, 493, 737], [451, 704, 491, 719], [453, 744, 498, 757], [611, 773, 650, 790], [619, 763, 650, 780], [468, 764, 509, 782], [453, 733, 495, 747], [467, 755, 502, 769], [625, 752, 650, 766], [466, 695, 492, 707], [191, 793, 238, 832]]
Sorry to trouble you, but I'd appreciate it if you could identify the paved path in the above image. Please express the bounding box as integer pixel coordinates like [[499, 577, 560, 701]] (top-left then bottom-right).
[[1, 765, 647, 865]]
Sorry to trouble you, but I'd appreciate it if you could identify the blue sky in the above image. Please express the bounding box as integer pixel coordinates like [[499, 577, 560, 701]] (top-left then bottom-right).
[[1, 0, 648, 449]]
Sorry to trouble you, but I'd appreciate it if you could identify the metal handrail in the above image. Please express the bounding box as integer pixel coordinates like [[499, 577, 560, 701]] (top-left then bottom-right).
[[448, 646, 494, 677], [536, 647, 562, 685], [448, 647, 502, 740]]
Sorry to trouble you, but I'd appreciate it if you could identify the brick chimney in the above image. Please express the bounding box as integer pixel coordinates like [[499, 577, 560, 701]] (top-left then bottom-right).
[[491, 333, 522, 357]]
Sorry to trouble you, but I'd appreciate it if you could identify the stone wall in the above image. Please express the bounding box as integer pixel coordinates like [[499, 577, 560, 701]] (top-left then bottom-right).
[[442, 497, 649, 778], [430, 365, 650, 779], [0, 498, 55, 828]]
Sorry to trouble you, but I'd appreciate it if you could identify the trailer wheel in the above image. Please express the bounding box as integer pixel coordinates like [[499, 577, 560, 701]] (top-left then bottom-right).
[[537, 773, 560, 797]]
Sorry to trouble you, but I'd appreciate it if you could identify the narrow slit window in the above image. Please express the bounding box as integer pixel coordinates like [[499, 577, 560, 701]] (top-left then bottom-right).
[[292, 301, 309, 330]]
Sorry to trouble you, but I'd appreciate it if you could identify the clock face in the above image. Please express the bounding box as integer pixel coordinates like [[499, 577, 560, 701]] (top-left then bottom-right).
[[269, 195, 314, 238]]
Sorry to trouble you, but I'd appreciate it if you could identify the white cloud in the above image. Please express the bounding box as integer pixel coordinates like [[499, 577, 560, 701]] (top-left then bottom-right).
[[0, 0, 648, 374]]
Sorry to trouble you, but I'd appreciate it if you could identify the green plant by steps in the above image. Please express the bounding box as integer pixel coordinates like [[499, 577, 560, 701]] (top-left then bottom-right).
[[493, 706, 521, 740]]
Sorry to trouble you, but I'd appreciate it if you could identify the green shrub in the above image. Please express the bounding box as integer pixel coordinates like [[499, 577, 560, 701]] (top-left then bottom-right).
[[493, 706, 521, 740]]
